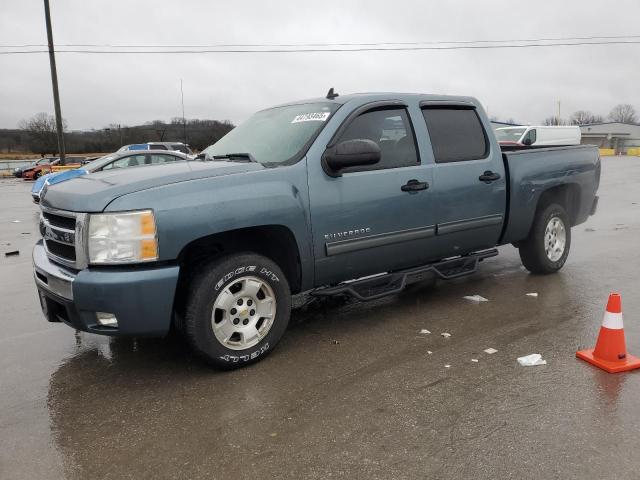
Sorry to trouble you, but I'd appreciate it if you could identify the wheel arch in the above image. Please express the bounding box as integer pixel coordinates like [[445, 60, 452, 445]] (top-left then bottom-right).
[[536, 183, 582, 226], [173, 225, 302, 322]]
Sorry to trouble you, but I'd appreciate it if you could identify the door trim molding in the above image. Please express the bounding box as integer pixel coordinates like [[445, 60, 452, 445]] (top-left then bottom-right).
[[325, 225, 436, 257], [436, 214, 503, 236]]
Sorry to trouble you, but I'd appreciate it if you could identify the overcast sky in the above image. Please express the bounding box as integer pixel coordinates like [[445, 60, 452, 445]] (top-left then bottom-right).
[[1, 0, 639, 130]]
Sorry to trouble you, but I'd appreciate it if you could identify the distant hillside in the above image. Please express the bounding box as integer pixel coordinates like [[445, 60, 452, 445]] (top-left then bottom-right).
[[0, 118, 235, 154]]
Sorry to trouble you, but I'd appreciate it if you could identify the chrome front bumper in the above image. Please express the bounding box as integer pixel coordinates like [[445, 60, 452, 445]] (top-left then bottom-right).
[[33, 240, 75, 300]]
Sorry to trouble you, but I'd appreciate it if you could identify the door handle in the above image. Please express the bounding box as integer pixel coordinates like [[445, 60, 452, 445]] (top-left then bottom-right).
[[401, 179, 429, 192], [478, 171, 501, 183]]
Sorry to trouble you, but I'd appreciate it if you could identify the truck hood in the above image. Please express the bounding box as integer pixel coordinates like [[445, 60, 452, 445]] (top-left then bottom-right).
[[40, 160, 265, 212]]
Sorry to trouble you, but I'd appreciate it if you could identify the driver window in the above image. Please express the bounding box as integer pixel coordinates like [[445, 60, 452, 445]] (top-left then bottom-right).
[[528, 129, 537, 144], [337, 108, 419, 173]]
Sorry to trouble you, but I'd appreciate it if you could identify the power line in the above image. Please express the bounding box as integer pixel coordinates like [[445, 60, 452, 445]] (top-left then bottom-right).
[[3, 34, 640, 49], [2, 39, 640, 55]]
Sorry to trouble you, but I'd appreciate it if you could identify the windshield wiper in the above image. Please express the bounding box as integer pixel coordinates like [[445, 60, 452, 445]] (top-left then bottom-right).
[[212, 152, 256, 162]]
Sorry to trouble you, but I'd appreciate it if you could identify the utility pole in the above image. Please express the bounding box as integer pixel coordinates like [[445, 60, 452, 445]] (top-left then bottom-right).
[[44, 0, 65, 163], [557, 100, 561, 123], [180, 79, 187, 144]]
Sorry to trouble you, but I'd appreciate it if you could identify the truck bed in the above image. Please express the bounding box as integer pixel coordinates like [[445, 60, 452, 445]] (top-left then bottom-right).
[[500, 144, 600, 245]]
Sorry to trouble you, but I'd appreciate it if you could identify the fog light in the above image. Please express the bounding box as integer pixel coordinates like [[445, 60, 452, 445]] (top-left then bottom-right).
[[96, 312, 118, 327]]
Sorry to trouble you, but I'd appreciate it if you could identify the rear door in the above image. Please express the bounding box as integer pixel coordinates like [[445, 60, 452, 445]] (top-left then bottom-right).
[[421, 104, 506, 253]]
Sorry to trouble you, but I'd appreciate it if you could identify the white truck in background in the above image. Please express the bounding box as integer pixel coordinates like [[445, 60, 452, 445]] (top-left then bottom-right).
[[496, 125, 581, 147]]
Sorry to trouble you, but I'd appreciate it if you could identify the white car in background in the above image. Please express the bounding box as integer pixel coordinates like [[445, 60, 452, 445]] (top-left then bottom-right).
[[117, 142, 193, 155], [496, 125, 581, 147]]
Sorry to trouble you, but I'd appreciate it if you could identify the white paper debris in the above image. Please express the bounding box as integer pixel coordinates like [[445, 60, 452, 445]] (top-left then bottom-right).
[[463, 295, 488, 302], [526, 292, 539, 297], [517, 353, 547, 366], [471, 358, 479, 363], [440, 332, 451, 338], [427, 350, 433, 355], [419, 329, 431, 335], [483, 348, 498, 354], [11, 220, 21, 223], [444, 364, 451, 368]]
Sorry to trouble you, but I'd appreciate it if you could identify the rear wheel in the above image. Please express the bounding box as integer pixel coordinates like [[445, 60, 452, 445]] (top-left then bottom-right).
[[184, 253, 291, 368], [518, 203, 571, 274]]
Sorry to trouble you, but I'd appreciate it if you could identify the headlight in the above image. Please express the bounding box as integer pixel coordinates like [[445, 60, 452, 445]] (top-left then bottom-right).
[[88, 210, 158, 264]]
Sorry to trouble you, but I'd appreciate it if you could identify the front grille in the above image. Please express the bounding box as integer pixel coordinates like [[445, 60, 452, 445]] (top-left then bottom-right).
[[40, 207, 86, 269], [43, 212, 76, 230], [45, 239, 77, 261]]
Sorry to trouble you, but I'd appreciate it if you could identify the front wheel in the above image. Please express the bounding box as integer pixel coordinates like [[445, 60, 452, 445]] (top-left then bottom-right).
[[518, 203, 571, 274], [184, 253, 291, 368]]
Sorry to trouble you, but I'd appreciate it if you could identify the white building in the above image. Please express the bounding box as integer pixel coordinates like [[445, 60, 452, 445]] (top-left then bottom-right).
[[579, 123, 640, 154]]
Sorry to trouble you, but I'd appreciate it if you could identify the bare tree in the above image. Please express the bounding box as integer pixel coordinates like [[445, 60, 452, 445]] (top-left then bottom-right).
[[608, 104, 637, 124], [18, 112, 67, 154], [543, 116, 567, 126], [570, 110, 604, 125], [149, 120, 167, 140]]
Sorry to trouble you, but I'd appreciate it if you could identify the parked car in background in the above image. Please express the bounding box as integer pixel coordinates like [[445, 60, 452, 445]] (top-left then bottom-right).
[[496, 125, 581, 147], [31, 150, 189, 203], [118, 142, 193, 155], [13, 157, 58, 178], [22, 157, 89, 180]]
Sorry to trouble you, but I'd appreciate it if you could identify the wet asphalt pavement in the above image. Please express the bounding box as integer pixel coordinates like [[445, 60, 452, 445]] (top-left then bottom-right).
[[1, 157, 640, 479]]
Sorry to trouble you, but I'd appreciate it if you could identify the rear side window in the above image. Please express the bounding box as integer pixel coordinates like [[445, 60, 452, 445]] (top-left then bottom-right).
[[422, 107, 488, 163], [148, 154, 180, 164], [336, 108, 419, 172], [171, 144, 188, 153]]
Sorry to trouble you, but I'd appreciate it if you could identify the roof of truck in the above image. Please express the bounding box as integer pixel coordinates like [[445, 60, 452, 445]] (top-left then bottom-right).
[[272, 92, 480, 109]]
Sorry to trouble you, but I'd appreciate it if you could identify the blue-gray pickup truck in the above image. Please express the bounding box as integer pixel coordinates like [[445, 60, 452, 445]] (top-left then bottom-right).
[[34, 91, 600, 368]]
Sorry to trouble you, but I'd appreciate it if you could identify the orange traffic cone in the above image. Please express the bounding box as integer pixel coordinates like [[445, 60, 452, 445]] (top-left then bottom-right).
[[577, 293, 640, 373]]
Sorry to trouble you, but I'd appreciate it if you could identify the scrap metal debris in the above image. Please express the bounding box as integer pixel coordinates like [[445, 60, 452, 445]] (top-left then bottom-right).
[[4, 250, 19, 257], [11, 220, 21, 223], [483, 348, 498, 354], [463, 295, 488, 302], [517, 353, 547, 366]]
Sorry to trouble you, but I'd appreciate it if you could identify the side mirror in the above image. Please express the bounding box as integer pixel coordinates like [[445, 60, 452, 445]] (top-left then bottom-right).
[[195, 152, 206, 160], [322, 139, 381, 177], [522, 137, 532, 146]]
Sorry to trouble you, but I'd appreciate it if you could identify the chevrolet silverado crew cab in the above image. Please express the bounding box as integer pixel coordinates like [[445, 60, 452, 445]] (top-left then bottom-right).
[[34, 91, 600, 368]]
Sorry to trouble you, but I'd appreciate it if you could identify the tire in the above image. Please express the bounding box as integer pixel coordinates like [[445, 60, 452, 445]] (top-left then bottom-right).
[[518, 203, 571, 274], [34, 170, 42, 179], [184, 252, 291, 368]]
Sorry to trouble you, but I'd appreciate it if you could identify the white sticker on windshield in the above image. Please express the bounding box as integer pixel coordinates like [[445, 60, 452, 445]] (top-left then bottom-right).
[[291, 112, 331, 123]]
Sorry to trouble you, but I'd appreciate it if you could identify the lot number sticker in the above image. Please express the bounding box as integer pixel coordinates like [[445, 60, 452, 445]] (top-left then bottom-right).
[[291, 112, 331, 123]]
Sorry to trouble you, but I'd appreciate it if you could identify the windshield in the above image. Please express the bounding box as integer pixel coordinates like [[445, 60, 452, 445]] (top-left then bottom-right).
[[495, 127, 527, 142], [202, 102, 340, 165]]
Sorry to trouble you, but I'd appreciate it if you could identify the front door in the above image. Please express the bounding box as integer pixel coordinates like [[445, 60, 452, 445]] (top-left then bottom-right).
[[308, 105, 438, 286]]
